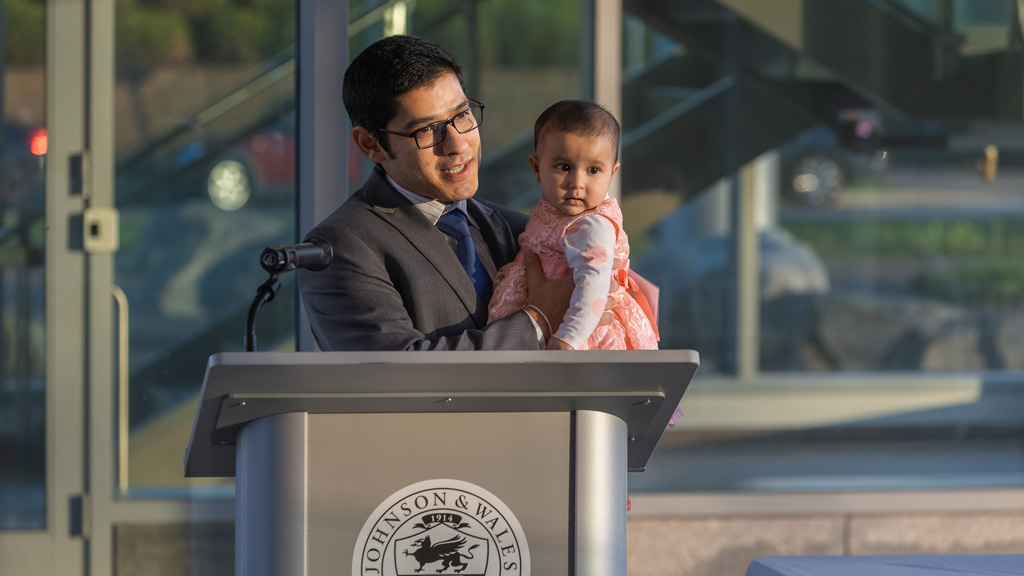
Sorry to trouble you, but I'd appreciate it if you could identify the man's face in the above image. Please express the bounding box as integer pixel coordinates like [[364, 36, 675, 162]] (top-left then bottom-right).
[[374, 73, 481, 204]]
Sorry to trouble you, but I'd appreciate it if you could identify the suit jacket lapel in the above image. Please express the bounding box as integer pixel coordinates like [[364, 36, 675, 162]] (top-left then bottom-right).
[[467, 199, 518, 272], [362, 170, 481, 319]]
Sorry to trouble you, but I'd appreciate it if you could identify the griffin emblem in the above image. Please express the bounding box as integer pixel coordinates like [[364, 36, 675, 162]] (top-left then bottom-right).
[[403, 535, 480, 574]]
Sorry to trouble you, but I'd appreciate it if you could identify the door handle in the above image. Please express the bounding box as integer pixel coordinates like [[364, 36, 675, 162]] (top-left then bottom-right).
[[112, 284, 129, 494]]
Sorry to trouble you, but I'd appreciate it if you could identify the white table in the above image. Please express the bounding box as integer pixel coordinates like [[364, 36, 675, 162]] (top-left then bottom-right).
[[746, 555, 1024, 576]]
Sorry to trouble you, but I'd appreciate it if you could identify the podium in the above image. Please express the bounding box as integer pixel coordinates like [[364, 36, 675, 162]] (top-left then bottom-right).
[[185, 350, 698, 576]]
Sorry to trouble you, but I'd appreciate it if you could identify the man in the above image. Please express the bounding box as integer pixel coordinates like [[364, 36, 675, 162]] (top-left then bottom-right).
[[298, 35, 571, 351]]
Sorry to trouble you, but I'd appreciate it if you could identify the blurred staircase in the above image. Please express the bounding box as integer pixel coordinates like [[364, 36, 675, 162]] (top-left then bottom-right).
[[482, 0, 1024, 202]]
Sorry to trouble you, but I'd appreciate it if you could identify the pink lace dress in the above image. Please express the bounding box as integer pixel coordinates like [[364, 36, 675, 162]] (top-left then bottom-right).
[[488, 197, 658, 350]]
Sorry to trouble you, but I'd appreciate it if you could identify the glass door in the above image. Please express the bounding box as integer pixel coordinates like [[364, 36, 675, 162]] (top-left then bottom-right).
[[98, 0, 300, 573], [112, 0, 298, 495]]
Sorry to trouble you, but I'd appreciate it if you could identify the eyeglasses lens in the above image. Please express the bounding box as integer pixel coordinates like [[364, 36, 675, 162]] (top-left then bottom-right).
[[416, 106, 483, 149]]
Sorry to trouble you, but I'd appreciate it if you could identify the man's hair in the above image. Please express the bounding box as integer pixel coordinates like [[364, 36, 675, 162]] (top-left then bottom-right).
[[343, 35, 464, 153], [533, 100, 621, 161]]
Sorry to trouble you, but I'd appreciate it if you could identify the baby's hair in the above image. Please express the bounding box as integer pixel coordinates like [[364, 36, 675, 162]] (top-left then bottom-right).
[[533, 100, 621, 161]]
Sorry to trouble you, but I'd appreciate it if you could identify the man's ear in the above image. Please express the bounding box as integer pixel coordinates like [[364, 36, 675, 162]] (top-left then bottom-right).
[[528, 154, 541, 183], [352, 127, 389, 163]]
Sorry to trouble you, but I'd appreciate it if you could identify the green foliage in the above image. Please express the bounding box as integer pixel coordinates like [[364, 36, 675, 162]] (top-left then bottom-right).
[[117, 0, 194, 73], [911, 260, 1024, 307], [195, 2, 295, 63], [15, 0, 580, 70], [4, 0, 45, 65], [406, 2, 467, 62], [782, 217, 1024, 258], [783, 217, 1024, 306], [407, 0, 581, 68], [478, 0, 580, 67], [114, 0, 295, 71]]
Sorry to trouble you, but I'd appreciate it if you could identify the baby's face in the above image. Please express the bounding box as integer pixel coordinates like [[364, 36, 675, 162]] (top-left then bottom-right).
[[529, 131, 620, 217]]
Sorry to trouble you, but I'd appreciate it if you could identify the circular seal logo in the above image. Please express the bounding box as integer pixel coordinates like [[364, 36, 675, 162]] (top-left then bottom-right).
[[352, 479, 530, 576]]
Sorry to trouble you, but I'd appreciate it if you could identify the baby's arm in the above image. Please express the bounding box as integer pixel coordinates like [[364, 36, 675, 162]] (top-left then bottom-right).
[[550, 215, 616, 349]]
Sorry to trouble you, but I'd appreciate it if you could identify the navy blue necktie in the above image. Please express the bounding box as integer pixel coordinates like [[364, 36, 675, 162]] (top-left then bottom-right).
[[436, 210, 492, 302]]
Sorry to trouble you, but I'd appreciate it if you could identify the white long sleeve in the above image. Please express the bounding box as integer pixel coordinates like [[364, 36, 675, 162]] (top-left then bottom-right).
[[552, 215, 617, 349]]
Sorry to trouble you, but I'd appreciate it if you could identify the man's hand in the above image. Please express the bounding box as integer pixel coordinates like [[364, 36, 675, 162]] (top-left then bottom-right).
[[523, 251, 573, 339]]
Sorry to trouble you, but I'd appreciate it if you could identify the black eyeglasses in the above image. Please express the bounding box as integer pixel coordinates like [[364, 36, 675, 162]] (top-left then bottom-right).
[[378, 100, 484, 150]]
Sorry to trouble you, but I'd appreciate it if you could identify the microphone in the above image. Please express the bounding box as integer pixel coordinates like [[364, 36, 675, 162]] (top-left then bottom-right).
[[260, 237, 332, 273]]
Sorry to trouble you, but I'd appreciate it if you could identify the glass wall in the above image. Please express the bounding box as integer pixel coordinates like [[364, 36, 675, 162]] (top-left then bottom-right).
[[0, 0, 46, 530], [107, 0, 1024, 502], [114, 0, 298, 492], [620, 0, 1024, 374], [621, 0, 1024, 493]]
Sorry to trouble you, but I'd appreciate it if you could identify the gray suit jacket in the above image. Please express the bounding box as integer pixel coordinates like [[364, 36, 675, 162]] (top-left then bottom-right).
[[298, 168, 538, 351]]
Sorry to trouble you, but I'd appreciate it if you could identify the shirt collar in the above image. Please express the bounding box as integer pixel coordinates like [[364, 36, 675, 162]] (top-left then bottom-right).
[[386, 174, 470, 226]]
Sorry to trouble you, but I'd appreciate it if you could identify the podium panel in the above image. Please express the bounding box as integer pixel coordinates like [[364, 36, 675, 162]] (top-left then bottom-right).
[[310, 412, 571, 575]]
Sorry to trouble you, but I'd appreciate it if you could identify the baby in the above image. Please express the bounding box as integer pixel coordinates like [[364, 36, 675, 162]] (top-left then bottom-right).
[[488, 100, 659, 350]]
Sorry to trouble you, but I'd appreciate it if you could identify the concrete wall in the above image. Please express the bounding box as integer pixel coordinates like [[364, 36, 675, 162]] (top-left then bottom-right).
[[626, 512, 1024, 576]]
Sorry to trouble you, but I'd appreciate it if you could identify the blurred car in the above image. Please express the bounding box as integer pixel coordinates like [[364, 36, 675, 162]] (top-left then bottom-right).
[[1, 123, 47, 246], [2, 123, 47, 159], [778, 117, 887, 207], [116, 110, 297, 212], [200, 115, 296, 212]]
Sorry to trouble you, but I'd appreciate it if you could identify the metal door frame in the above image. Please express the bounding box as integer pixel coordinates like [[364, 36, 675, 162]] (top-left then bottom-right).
[[79, 0, 236, 573], [81, 0, 346, 574], [0, 0, 90, 573]]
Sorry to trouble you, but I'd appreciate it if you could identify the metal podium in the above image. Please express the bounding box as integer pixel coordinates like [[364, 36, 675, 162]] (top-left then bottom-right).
[[185, 350, 699, 576]]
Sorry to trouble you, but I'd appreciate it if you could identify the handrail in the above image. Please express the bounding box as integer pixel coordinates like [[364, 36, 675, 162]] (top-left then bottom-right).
[[115, 46, 296, 169], [117, 0, 413, 173], [621, 76, 734, 149], [862, 0, 948, 35], [350, 0, 415, 36], [1015, 0, 1024, 51]]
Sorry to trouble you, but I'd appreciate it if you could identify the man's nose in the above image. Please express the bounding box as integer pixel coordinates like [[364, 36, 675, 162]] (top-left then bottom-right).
[[440, 123, 470, 155]]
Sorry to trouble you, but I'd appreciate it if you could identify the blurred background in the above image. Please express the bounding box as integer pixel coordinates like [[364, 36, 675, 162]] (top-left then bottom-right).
[[2, 0, 1023, 574]]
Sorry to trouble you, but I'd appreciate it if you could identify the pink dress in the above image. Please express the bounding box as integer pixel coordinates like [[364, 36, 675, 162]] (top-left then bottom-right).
[[488, 197, 659, 350]]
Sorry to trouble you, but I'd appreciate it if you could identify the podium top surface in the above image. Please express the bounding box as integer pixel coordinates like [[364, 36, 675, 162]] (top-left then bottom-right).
[[185, 350, 699, 477]]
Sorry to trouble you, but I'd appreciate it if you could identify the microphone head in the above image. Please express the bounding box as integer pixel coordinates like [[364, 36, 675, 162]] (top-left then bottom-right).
[[259, 238, 333, 273], [260, 247, 287, 272]]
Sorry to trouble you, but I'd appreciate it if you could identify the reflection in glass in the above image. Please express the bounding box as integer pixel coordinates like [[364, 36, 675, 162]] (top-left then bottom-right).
[[622, 0, 1024, 374], [115, 0, 297, 492], [620, 0, 1024, 493], [1, 0, 47, 529]]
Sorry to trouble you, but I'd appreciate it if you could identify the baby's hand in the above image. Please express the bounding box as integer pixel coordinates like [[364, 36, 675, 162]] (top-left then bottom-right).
[[546, 337, 575, 351]]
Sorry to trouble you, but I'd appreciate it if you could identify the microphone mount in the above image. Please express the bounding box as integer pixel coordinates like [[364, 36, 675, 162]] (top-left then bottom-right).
[[245, 237, 332, 352]]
